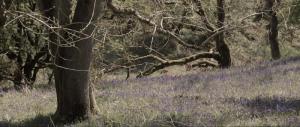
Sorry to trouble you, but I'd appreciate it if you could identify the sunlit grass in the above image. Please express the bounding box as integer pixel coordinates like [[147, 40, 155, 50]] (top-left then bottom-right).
[[1, 57, 300, 126]]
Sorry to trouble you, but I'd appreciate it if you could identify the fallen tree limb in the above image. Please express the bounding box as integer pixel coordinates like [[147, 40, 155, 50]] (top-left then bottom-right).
[[102, 65, 131, 79], [136, 52, 220, 78], [100, 54, 169, 79], [101, 62, 150, 80], [132, 54, 168, 63], [190, 60, 218, 68]]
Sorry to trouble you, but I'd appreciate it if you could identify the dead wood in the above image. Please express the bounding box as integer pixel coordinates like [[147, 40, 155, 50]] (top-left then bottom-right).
[[136, 52, 220, 78]]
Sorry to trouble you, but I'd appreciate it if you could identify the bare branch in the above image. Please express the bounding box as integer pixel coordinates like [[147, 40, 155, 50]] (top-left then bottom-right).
[[192, 0, 215, 31], [107, 0, 204, 50]]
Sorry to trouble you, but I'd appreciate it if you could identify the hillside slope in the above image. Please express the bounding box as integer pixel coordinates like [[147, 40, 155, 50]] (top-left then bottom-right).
[[1, 56, 300, 126]]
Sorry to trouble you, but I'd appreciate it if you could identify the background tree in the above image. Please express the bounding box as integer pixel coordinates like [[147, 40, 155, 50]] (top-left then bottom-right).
[[0, 0, 51, 89], [215, 0, 231, 67], [254, 0, 281, 60]]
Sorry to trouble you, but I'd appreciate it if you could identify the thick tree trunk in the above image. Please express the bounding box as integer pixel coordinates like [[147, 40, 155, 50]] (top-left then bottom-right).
[[54, 37, 94, 121], [38, 0, 105, 122], [216, 0, 231, 68], [53, 0, 105, 122]]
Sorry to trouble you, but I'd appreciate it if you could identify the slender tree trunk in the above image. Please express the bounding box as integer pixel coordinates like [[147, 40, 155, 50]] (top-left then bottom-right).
[[216, 0, 231, 68], [0, 0, 6, 27], [268, 3, 280, 60], [254, 0, 281, 60]]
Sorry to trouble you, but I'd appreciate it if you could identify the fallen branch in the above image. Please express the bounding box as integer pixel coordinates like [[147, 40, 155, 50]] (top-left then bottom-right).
[[190, 60, 218, 68], [136, 52, 220, 78], [102, 65, 131, 79], [132, 54, 168, 63], [101, 62, 151, 80], [100, 54, 169, 79]]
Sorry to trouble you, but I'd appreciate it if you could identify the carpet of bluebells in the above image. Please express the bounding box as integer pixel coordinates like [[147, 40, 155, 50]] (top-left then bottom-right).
[[96, 56, 300, 126], [1, 56, 300, 126]]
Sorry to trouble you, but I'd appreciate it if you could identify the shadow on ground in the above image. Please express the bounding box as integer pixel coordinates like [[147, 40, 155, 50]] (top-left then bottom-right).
[[0, 114, 54, 127], [226, 96, 300, 114], [225, 96, 300, 126]]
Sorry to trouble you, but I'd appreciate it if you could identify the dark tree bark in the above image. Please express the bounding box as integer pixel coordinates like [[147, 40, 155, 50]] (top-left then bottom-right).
[[254, 0, 281, 60], [0, 0, 6, 27], [268, 12, 280, 60], [39, 0, 105, 122], [267, 0, 281, 60], [216, 0, 231, 68]]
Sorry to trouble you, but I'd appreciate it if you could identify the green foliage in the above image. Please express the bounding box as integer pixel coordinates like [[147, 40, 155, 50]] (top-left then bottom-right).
[[0, 0, 50, 87], [289, 0, 300, 25]]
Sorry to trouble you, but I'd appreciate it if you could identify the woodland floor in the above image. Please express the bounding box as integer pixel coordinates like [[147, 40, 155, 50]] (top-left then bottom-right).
[[1, 56, 300, 127]]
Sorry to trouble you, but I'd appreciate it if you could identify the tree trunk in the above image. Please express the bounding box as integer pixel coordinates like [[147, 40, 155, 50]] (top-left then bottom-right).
[[254, 0, 281, 60], [38, 0, 105, 122], [54, 40, 94, 121], [216, 0, 231, 68], [54, 0, 105, 122], [267, 1, 281, 60], [0, 0, 6, 27]]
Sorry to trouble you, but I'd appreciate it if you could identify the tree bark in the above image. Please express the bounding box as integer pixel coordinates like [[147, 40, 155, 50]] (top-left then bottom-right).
[[54, 0, 105, 122], [254, 0, 281, 60], [216, 0, 231, 68], [39, 0, 105, 122], [0, 0, 6, 27], [267, 1, 281, 60]]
